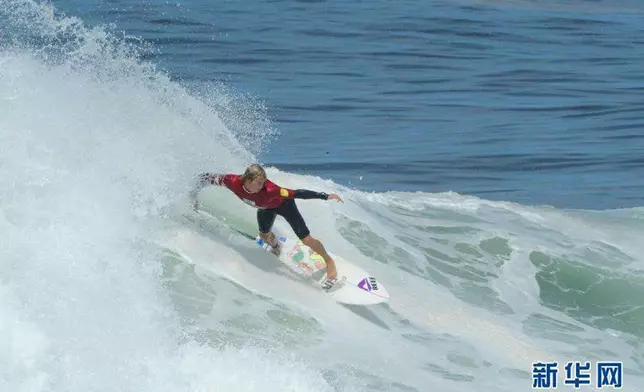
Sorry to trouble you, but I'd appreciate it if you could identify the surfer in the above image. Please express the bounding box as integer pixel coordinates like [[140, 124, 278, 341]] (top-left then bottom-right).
[[189, 164, 344, 289]]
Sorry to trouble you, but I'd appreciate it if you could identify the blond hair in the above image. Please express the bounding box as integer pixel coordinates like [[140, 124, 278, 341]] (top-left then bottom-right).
[[242, 163, 267, 183]]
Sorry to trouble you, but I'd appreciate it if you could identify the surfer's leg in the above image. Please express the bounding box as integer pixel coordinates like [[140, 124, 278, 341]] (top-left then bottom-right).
[[257, 208, 279, 249], [278, 200, 337, 280], [302, 236, 337, 281]]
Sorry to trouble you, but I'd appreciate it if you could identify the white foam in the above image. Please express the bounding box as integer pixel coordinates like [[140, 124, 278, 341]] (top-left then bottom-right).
[[0, 3, 367, 391]]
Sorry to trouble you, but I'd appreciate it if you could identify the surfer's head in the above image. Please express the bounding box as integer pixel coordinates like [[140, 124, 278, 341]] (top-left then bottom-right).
[[242, 163, 267, 193]]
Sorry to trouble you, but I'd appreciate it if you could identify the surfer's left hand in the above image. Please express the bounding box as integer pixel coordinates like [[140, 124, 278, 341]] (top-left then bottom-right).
[[327, 193, 343, 203]]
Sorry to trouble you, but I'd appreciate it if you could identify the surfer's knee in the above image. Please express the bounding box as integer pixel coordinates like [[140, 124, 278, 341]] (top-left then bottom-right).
[[293, 225, 310, 241]]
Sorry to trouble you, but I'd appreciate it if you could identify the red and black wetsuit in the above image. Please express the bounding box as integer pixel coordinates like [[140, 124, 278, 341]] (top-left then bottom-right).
[[192, 173, 329, 239]]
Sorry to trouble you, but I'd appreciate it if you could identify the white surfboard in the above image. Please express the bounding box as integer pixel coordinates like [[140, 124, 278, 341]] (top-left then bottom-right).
[[190, 205, 390, 306], [255, 232, 390, 306]]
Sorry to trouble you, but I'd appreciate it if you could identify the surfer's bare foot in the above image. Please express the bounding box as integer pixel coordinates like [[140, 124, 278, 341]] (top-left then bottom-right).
[[259, 231, 280, 255], [259, 231, 277, 246], [325, 259, 337, 280]]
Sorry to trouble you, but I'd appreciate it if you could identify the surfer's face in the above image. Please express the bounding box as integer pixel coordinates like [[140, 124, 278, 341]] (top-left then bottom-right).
[[244, 177, 265, 193]]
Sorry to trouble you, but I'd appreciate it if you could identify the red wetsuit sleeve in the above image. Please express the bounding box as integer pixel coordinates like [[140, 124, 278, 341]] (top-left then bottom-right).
[[200, 173, 237, 187], [190, 173, 236, 198], [215, 174, 236, 188]]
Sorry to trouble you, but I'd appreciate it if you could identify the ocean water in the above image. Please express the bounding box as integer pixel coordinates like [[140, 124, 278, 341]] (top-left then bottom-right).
[[44, 0, 644, 210], [1, 0, 643, 391]]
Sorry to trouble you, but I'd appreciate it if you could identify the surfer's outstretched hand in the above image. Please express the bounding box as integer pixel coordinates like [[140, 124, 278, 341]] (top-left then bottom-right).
[[327, 193, 343, 203]]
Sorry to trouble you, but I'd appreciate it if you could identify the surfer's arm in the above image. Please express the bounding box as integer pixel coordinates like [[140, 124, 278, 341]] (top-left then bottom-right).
[[189, 173, 230, 199], [267, 181, 343, 202], [291, 189, 329, 200], [293, 190, 343, 202]]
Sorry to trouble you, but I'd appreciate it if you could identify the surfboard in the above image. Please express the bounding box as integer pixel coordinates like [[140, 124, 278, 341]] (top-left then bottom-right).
[[253, 231, 390, 306], [190, 203, 390, 306]]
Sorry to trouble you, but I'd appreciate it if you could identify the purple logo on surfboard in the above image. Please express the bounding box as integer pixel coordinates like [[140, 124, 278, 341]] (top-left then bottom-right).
[[358, 277, 378, 292]]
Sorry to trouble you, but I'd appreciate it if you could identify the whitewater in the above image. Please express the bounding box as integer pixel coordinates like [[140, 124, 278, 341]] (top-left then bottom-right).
[[1, 1, 643, 391]]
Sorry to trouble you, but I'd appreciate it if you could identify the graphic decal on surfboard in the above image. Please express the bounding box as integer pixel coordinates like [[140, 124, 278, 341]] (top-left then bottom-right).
[[357, 277, 378, 292], [286, 240, 326, 276]]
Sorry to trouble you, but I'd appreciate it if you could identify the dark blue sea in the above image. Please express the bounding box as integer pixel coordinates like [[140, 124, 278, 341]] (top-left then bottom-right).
[[49, 0, 644, 210]]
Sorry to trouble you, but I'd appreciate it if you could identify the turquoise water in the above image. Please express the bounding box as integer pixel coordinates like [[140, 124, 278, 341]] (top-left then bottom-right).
[[2, 1, 643, 391]]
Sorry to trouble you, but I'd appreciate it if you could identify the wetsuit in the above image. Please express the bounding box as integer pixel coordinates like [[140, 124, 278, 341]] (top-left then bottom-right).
[[191, 173, 328, 239]]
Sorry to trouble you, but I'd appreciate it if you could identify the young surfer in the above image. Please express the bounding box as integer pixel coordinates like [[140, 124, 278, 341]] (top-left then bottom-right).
[[189, 164, 344, 289]]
